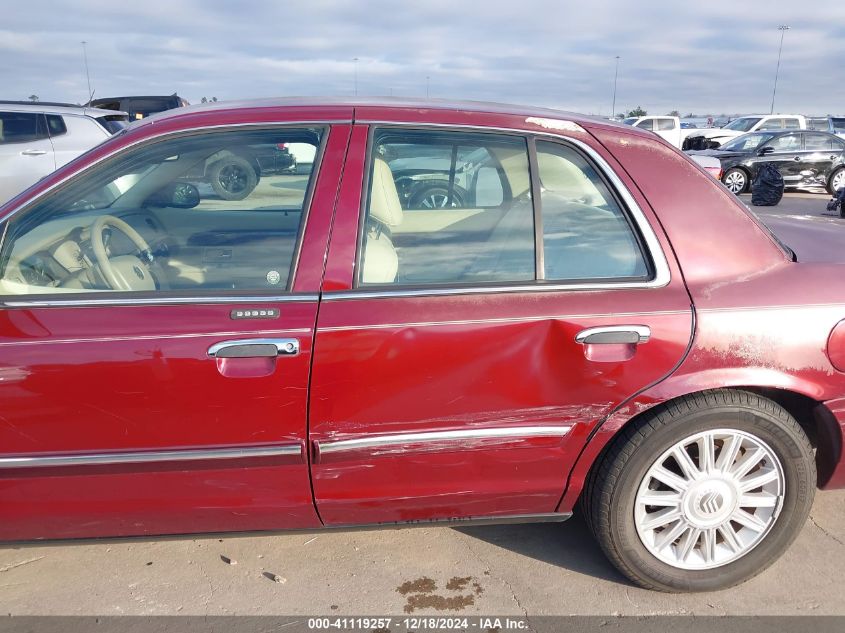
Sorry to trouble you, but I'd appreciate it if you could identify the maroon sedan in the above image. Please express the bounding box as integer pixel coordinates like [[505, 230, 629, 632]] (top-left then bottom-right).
[[0, 98, 842, 593]]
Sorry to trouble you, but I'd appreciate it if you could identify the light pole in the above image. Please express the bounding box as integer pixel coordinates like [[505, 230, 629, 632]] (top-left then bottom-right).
[[770, 25, 790, 114], [81, 41, 92, 103], [611, 56, 620, 119], [353, 57, 359, 96]]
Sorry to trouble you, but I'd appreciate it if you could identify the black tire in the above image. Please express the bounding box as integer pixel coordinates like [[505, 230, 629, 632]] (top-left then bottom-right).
[[409, 185, 464, 209], [722, 168, 748, 195], [209, 156, 258, 201], [827, 167, 845, 197], [584, 389, 815, 592]]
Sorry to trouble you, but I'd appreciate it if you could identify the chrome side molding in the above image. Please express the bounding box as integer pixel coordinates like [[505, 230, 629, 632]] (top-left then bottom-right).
[[0, 444, 304, 470], [314, 425, 573, 462]]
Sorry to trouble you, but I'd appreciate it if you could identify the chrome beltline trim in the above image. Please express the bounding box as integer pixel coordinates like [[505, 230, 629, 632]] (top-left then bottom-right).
[[318, 310, 686, 333], [0, 444, 303, 469], [2, 294, 320, 308], [317, 425, 573, 455], [324, 280, 665, 301]]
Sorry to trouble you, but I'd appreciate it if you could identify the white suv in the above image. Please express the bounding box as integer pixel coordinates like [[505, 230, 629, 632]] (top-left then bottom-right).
[[0, 102, 128, 204], [682, 114, 807, 150]]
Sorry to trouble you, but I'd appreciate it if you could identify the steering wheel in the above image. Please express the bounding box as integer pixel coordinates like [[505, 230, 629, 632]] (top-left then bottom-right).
[[90, 215, 156, 291]]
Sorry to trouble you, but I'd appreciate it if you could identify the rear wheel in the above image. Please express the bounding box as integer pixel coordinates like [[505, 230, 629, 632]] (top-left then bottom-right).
[[722, 168, 748, 195], [584, 390, 815, 592], [827, 167, 845, 196]]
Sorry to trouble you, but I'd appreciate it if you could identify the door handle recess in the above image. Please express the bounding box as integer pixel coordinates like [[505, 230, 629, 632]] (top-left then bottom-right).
[[575, 326, 651, 345], [21, 149, 48, 156], [207, 338, 299, 358]]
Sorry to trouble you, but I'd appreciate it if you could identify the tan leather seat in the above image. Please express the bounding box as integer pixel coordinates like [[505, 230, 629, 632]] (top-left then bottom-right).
[[361, 158, 403, 284]]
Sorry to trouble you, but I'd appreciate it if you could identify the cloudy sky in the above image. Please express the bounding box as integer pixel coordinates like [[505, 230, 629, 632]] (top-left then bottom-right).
[[4, 1, 845, 116]]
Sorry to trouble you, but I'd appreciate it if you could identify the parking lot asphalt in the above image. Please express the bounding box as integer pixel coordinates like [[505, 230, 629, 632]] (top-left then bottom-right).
[[2, 191, 844, 616]]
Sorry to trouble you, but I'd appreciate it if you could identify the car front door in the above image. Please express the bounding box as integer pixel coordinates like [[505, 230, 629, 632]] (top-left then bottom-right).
[[308, 123, 693, 525], [0, 120, 351, 540], [0, 112, 56, 204]]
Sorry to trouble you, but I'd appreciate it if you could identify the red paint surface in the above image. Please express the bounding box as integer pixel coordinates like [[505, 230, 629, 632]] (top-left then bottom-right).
[[0, 99, 843, 542]]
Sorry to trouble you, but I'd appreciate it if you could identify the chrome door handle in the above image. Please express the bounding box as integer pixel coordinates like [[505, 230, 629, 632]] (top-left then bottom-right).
[[575, 326, 651, 345], [20, 149, 48, 156], [207, 338, 299, 358]]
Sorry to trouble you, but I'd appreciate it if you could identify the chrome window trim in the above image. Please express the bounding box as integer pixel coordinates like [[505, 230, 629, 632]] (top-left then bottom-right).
[[1, 293, 319, 309], [333, 121, 670, 301], [316, 425, 573, 455], [0, 443, 303, 469]]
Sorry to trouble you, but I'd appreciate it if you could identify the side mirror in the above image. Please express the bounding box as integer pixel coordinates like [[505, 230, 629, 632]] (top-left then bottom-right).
[[144, 182, 201, 208], [758, 146, 776, 157]]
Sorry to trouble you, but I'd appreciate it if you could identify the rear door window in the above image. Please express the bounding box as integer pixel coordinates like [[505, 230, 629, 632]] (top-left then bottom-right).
[[804, 133, 836, 151], [360, 130, 534, 286]]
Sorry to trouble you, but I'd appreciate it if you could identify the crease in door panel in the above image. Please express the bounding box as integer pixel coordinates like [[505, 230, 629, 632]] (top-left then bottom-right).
[[305, 119, 356, 526]]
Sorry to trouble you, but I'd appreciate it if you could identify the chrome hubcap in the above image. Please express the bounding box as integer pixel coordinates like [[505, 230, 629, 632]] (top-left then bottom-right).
[[724, 172, 745, 193], [634, 429, 784, 570], [833, 170, 845, 192]]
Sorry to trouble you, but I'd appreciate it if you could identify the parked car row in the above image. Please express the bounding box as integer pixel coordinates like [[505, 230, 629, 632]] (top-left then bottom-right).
[[0, 95, 316, 205], [621, 113, 845, 196], [689, 130, 845, 195]]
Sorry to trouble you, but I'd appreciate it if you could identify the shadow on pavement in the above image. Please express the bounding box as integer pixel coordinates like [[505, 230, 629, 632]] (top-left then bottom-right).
[[454, 513, 629, 586]]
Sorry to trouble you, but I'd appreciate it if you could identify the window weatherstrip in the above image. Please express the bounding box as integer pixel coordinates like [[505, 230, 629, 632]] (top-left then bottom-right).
[[0, 444, 303, 469]]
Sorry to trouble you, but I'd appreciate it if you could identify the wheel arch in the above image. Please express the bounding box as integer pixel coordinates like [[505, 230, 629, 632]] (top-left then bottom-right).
[[561, 385, 841, 514]]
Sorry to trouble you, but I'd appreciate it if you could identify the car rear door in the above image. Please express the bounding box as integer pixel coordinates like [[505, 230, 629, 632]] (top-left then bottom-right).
[[48, 114, 111, 169], [0, 118, 352, 541], [308, 119, 693, 525], [802, 133, 842, 182], [0, 111, 56, 203]]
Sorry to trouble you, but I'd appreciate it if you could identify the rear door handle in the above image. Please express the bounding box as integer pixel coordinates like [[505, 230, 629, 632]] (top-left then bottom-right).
[[20, 149, 48, 156], [207, 338, 299, 358], [575, 326, 651, 345], [793, 156, 802, 162]]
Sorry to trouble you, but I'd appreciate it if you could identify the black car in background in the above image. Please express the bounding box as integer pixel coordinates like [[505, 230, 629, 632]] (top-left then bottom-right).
[[688, 130, 845, 195], [90, 94, 188, 120]]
